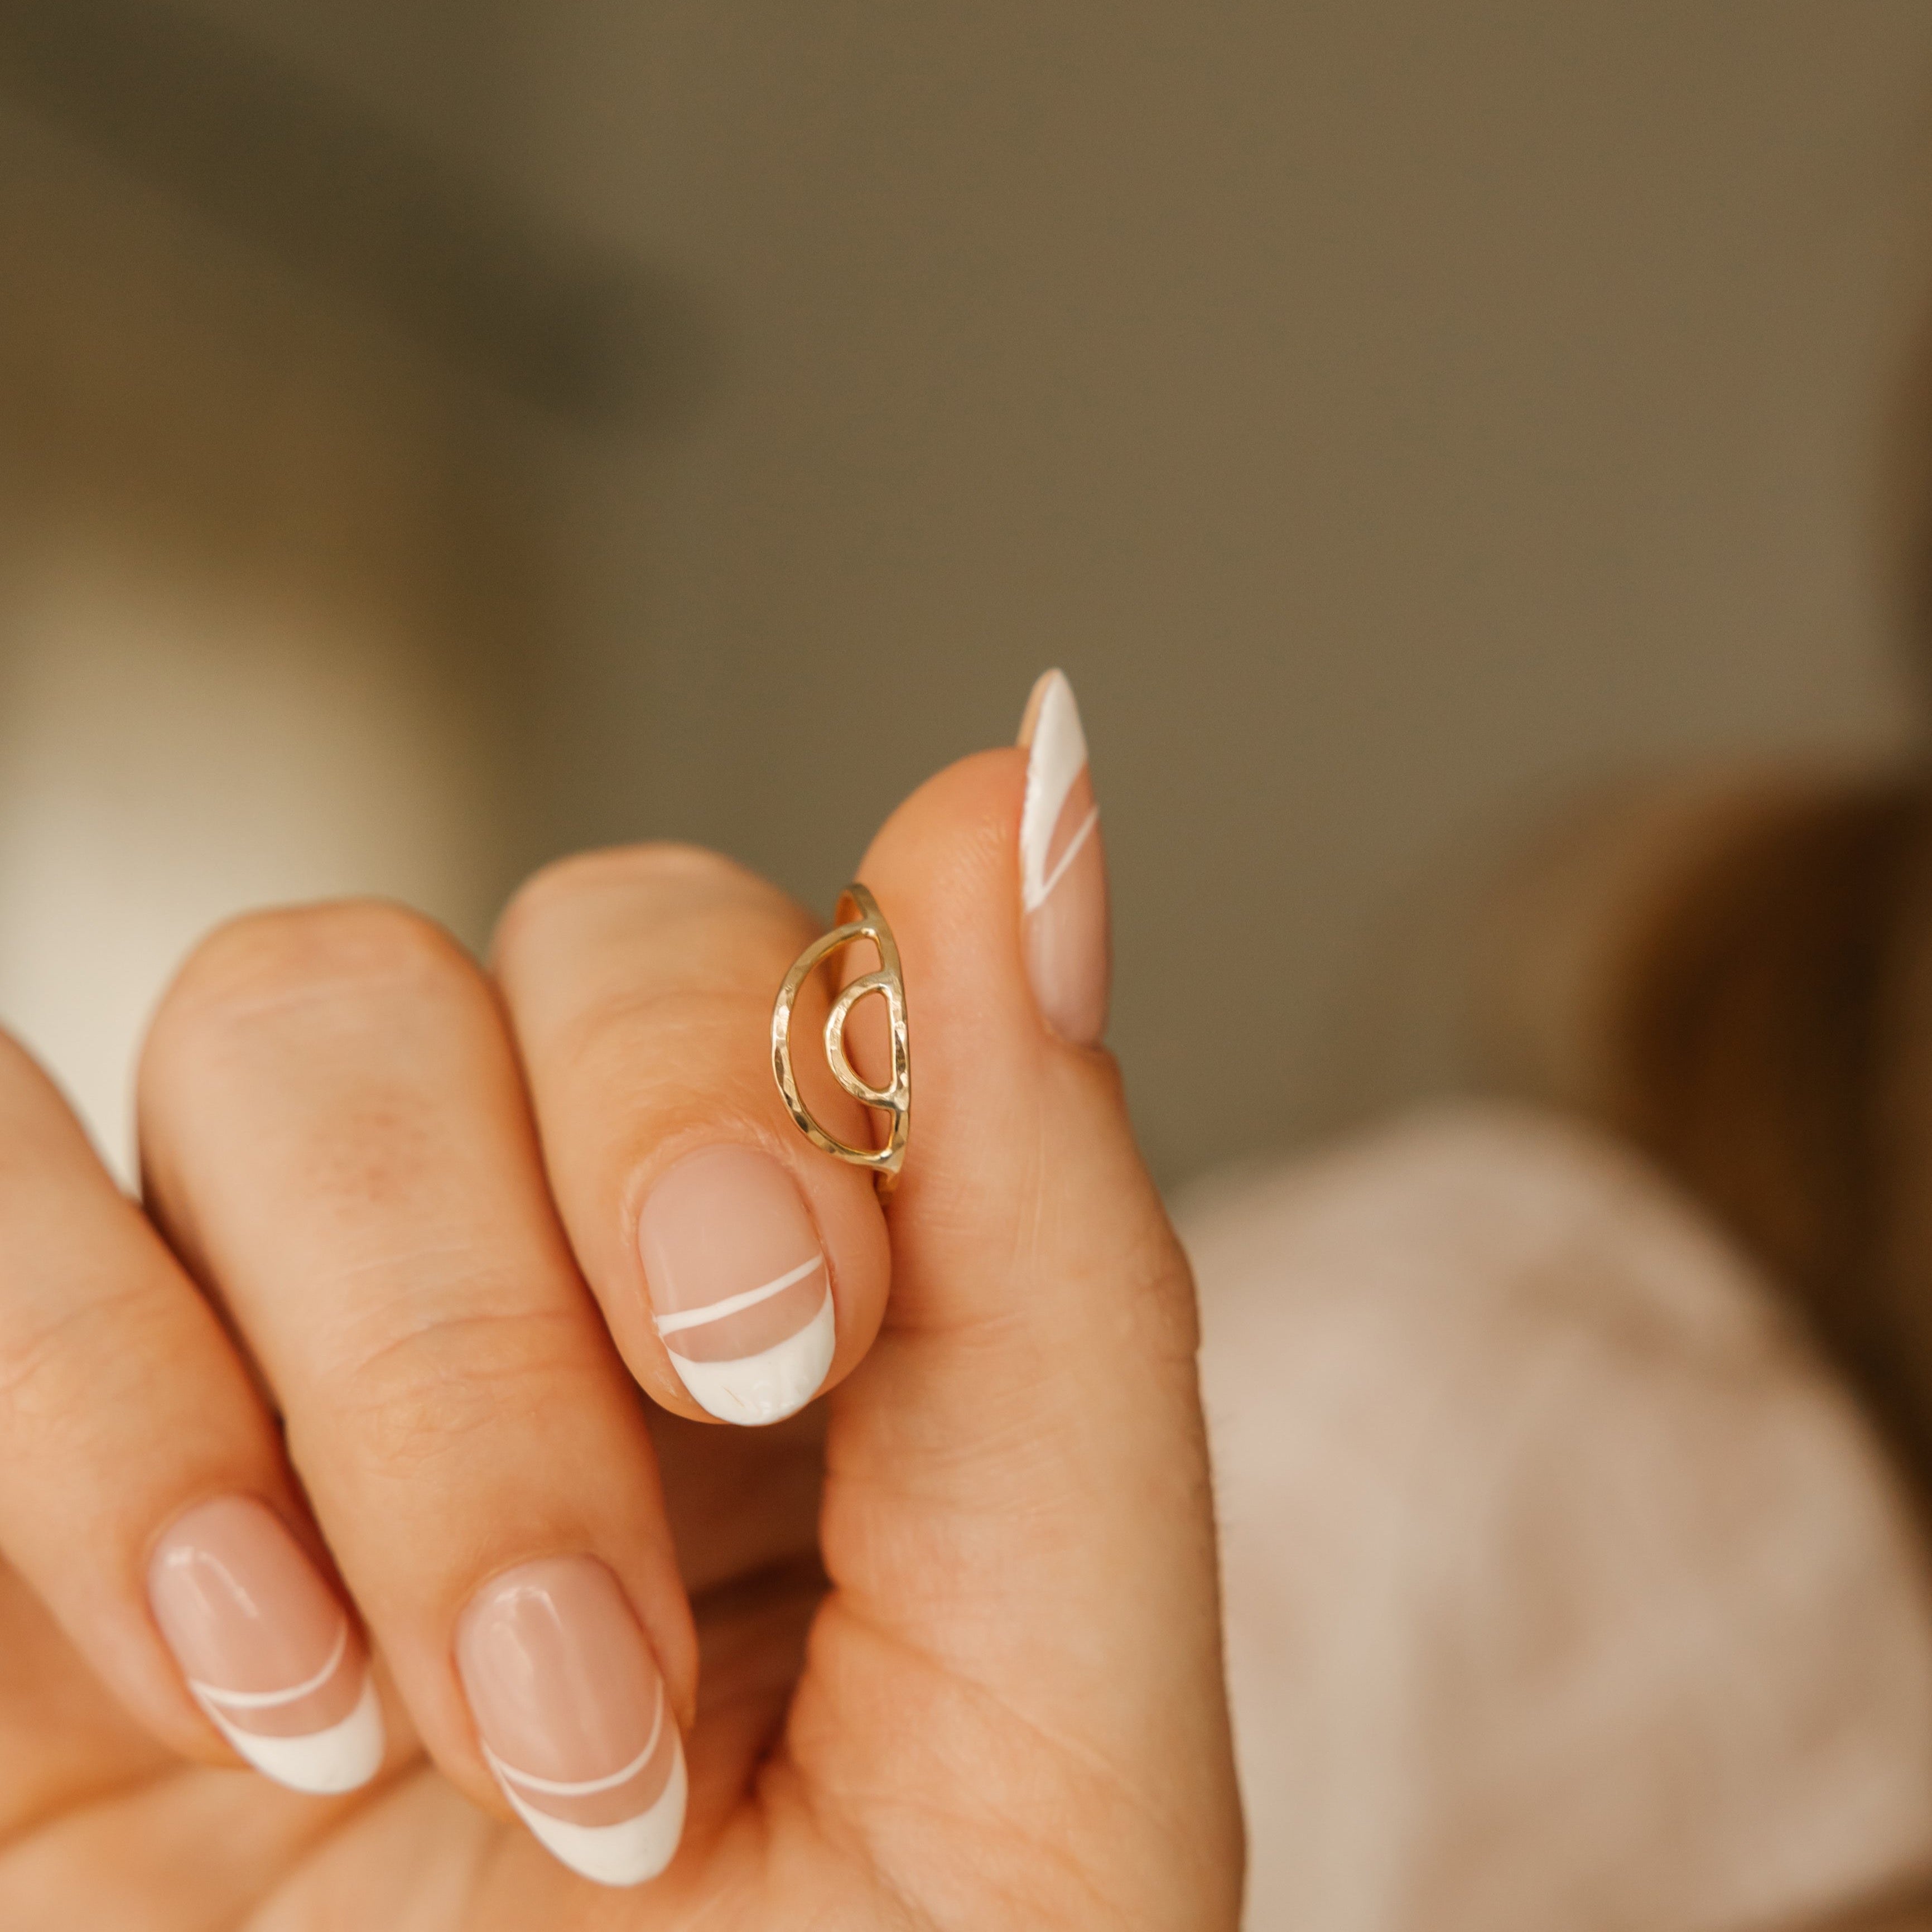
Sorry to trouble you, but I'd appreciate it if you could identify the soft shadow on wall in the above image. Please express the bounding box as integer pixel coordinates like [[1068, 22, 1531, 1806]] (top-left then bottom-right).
[[493, 1, 1932, 1187], [5, 2, 1932, 1196], [0, 0, 568, 1164]]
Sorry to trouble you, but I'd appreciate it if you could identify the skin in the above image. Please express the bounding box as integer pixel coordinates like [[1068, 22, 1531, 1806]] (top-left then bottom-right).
[[0, 745, 1244, 1928]]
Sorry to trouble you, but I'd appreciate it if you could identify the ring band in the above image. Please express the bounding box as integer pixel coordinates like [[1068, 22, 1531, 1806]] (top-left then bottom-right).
[[770, 883, 909, 1193]]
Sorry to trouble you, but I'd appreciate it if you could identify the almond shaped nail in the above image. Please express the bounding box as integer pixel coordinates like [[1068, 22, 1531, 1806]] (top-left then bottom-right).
[[149, 1495, 384, 1794], [459, 1556, 686, 1887]]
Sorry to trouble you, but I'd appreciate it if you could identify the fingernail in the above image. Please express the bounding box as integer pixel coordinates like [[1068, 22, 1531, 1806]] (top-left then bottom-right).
[[148, 1495, 383, 1794], [458, 1556, 686, 1888], [638, 1145, 834, 1427], [1018, 669, 1111, 1044]]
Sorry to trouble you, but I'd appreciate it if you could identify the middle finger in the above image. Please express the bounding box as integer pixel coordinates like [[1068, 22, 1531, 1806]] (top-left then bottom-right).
[[491, 844, 892, 1433]]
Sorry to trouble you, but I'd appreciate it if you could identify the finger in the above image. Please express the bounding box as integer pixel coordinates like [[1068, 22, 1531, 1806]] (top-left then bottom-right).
[[0, 1030, 383, 1798], [810, 672, 1244, 1919], [138, 903, 692, 1887], [492, 846, 891, 1429]]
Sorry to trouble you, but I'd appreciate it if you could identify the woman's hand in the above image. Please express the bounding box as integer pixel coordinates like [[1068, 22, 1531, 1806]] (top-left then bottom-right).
[[0, 675, 1243, 1928]]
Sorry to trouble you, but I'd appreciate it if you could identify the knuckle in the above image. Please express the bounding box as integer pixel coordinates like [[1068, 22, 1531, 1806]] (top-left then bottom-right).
[[311, 1304, 591, 1479], [556, 977, 759, 1091], [0, 1281, 171, 1434], [497, 841, 786, 957], [152, 899, 471, 1053]]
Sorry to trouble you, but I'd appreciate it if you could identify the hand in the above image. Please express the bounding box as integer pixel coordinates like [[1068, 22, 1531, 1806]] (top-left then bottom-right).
[[0, 676, 1242, 1928]]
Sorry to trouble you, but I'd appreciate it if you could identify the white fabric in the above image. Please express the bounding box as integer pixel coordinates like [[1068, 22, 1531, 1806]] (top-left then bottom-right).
[[1182, 1103, 1932, 1932]]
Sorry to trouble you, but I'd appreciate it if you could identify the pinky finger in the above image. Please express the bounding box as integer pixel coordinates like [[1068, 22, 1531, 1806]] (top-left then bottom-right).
[[0, 1032, 383, 1794]]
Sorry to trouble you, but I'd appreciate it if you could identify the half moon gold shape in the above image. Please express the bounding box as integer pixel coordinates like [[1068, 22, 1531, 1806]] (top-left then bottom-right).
[[770, 883, 909, 1193]]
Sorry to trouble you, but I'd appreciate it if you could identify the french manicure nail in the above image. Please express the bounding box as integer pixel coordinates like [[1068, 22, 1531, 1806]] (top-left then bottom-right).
[[148, 1495, 384, 1794], [638, 1145, 834, 1426], [1019, 669, 1111, 1044], [458, 1556, 686, 1888]]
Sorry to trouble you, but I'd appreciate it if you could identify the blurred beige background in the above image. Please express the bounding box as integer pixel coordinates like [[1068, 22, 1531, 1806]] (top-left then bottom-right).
[[3, 1, 1932, 1183]]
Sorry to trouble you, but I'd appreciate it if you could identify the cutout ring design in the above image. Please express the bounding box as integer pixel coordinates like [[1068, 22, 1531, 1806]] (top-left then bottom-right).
[[770, 883, 909, 1193]]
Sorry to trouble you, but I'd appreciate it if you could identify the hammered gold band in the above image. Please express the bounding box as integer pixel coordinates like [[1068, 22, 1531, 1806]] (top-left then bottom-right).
[[770, 883, 909, 1193]]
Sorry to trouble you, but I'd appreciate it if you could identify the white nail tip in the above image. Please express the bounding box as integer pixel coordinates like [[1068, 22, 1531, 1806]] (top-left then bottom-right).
[[206, 1673, 385, 1794], [1020, 670, 1091, 912], [666, 1289, 835, 1426], [502, 1740, 688, 1887]]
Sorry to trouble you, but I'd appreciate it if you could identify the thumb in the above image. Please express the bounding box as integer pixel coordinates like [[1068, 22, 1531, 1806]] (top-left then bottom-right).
[[811, 672, 1241, 1908]]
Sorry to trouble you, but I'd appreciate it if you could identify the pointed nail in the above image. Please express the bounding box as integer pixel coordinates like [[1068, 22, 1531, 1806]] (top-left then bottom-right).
[[149, 1496, 384, 1794], [1018, 669, 1111, 1044]]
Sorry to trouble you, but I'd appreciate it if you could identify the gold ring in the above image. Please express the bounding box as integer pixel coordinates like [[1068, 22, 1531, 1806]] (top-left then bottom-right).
[[770, 883, 909, 1193]]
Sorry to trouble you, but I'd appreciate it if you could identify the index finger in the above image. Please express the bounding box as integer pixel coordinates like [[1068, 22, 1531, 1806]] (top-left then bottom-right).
[[492, 845, 891, 1428]]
